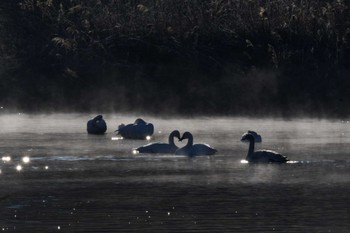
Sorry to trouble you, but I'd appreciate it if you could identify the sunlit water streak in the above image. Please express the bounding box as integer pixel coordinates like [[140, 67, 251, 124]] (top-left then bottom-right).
[[1, 114, 350, 232]]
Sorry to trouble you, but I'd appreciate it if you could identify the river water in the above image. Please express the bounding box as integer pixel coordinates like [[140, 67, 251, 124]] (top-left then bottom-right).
[[0, 114, 350, 232]]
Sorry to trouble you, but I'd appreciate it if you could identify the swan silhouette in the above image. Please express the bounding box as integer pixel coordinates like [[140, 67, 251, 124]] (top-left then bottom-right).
[[175, 132, 217, 156], [116, 118, 154, 139], [241, 132, 288, 163], [87, 115, 107, 134], [135, 130, 181, 154]]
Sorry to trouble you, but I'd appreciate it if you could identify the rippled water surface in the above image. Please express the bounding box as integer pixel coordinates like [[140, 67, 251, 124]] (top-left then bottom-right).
[[1, 114, 350, 232]]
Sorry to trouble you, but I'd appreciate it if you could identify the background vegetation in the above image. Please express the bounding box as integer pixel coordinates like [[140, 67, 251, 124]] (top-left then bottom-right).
[[1, 0, 350, 117]]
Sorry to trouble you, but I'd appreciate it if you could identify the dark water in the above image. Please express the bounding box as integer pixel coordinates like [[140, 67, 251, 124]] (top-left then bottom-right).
[[1, 114, 350, 232]]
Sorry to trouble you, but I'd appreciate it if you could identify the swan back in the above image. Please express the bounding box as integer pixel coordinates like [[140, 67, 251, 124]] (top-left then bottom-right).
[[136, 142, 178, 154], [134, 118, 146, 124], [249, 150, 288, 163], [116, 118, 154, 139], [87, 115, 107, 134]]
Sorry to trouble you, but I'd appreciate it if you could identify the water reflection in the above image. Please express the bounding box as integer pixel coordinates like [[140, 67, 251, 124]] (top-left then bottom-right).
[[111, 136, 123, 141]]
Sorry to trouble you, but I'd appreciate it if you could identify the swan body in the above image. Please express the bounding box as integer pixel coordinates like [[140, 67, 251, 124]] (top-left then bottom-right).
[[135, 130, 181, 154], [116, 118, 154, 139], [87, 115, 107, 134], [175, 132, 217, 156], [241, 132, 288, 163]]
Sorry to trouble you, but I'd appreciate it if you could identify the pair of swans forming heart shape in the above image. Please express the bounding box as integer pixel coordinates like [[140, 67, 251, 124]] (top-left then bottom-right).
[[135, 130, 217, 156]]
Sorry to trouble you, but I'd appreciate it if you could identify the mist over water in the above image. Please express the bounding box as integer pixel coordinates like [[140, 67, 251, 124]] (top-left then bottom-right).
[[1, 114, 350, 232]]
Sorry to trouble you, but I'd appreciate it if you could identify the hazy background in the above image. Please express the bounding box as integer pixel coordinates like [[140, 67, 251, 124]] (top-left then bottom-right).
[[1, 0, 350, 117]]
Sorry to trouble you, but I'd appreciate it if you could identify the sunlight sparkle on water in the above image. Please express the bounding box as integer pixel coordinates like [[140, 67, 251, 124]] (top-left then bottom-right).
[[2, 156, 11, 162], [111, 136, 123, 141], [146, 135, 151, 141], [16, 165, 22, 171], [132, 149, 139, 155], [240, 160, 249, 164], [22, 156, 30, 163]]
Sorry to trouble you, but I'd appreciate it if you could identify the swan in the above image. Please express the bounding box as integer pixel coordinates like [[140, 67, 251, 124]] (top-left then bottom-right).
[[87, 115, 107, 134], [175, 131, 217, 156], [135, 130, 181, 154], [116, 118, 154, 139], [241, 132, 288, 163]]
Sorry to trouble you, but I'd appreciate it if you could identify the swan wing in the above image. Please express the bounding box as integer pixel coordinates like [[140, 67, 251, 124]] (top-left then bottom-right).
[[192, 144, 217, 156]]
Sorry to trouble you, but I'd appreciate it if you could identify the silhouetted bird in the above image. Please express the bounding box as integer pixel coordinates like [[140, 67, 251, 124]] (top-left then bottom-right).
[[241, 131, 288, 163], [116, 118, 154, 139], [135, 130, 181, 154], [87, 115, 107, 134], [175, 131, 217, 156]]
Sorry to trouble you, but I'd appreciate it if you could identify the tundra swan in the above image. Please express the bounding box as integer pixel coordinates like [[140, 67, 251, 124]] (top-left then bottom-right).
[[116, 118, 154, 139], [135, 130, 181, 154], [175, 132, 217, 156], [241, 132, 288, 163], [87, 115, 107, 134]]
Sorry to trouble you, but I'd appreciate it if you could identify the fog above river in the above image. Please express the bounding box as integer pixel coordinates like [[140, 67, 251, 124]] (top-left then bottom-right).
[[1, 113, 350, 162]]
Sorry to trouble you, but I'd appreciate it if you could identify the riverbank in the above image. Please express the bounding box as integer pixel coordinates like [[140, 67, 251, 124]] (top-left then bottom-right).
[[1, 1, 350, 117]]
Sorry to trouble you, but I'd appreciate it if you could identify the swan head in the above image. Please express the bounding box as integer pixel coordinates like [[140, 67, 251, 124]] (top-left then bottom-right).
[[134, 118, 146, 124], [171, 130, 181, 140], [93, 115, 103, 121], [247, 130, 262, 143], [179, 131, 192, 141], [241, 132, 255, 143]]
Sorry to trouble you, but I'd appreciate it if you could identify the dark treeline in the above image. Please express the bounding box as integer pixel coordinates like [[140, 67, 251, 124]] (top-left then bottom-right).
[[1, 0, 350, 117]]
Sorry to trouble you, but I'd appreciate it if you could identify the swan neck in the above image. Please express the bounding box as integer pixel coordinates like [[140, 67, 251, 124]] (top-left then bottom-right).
[[185, 134, 193, 147], [247, 139, 255, 159], [169, 133, 175, 146]]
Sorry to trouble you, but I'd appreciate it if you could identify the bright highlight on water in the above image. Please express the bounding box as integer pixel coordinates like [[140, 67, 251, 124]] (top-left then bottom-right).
[[16, 165, 22, 171], [22, 156, 30, 163], [2, 156, 11, 162]]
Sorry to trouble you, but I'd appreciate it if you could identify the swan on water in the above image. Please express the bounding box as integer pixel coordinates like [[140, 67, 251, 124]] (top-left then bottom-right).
[[241, 131, 288, 163], [175, 132, 217, 156], [134, 130, 181, 154], [87, 115, 107, 134], [116, 118, 154, 139]]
